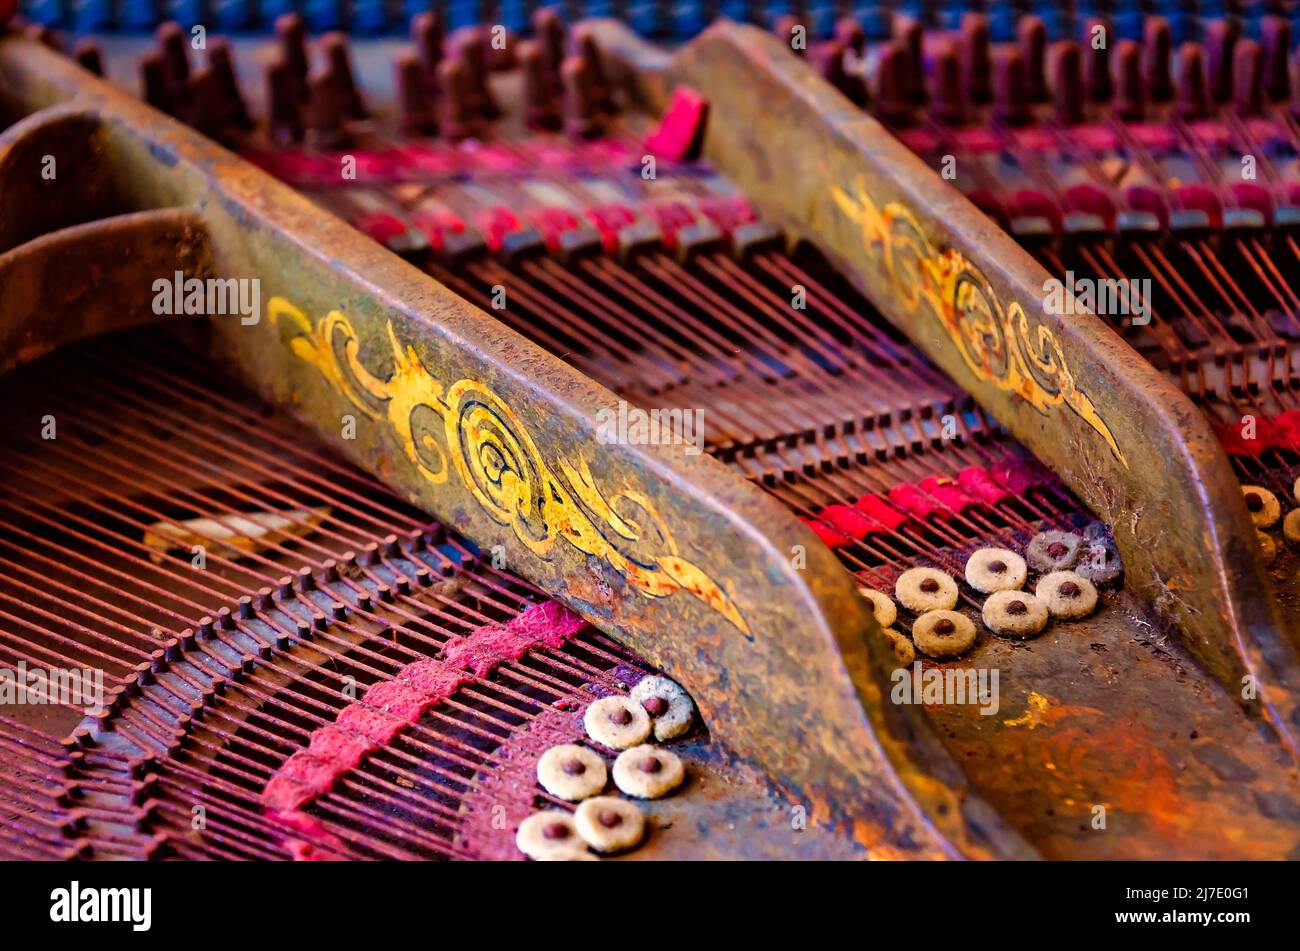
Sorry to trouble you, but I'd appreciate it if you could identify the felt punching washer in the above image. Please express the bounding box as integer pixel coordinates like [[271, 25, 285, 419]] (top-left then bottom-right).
[[1025, 530, 1084, 573], [882, 629, 916, 667], [584, 696, 652, 749], [895, 567, 959, 612], [1241, 485, 1281, 529], [1284, 509, 1300, 546], [911, 610, 977, 657], [629, 675, 695, 741], [536, 744, 607, 801], [612, 745, 685, 799], [964, 547, 1027, 593], [1035, 571, 1098, 619], [574, 796, 645, 852], [516, 810, 586, 860], [857, 587, 899, 628], [982, 590, 1049, 638]]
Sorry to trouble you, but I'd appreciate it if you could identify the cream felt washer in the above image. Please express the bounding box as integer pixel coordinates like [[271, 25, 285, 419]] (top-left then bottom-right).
[[982, 590, 1049, 638], [1241, 485, 1281, 528], [1025, 530, 1084, 573], [1077, 540, 1123, 587], [1035, 570, 1098, 619], [584, 696, 651, 749], [536, 744, 606, 801], [911, 610, 977, 658], [857, 587, 898, 628], [1284, 509, 1300, 546], [516, 810, 585, 859], [964, 547, 1027, 593], [882, 629, 915, 668], [612, 745, 685, 799], [574, 796, 645, 852], [895, 567, 959, 612], [629, 675, 695, 741]]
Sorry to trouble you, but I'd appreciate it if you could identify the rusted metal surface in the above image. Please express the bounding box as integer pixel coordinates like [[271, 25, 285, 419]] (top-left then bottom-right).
[[0, 32, 1042, 858], [0, 207, 209, 373], [590, 20, 1300, 757], [5, 22, 1296, 859]]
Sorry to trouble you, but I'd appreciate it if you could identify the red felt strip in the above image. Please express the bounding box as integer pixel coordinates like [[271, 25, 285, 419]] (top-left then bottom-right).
[[799, 515, 851, 548], [956, 467, 1010, 506], [818, 503, 880, 540], [887, 484, 942, 520], [644, 85, 709, 161], [1274, 411, 1300, 451], [918, 476, 976, 513], [263, 600, 586, 858], [1215, 413, 1300, 456], [854, 493, 911, 531]]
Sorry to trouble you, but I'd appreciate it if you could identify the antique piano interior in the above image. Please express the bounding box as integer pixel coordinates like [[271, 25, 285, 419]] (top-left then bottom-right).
[[1, 1, 1299, 860]]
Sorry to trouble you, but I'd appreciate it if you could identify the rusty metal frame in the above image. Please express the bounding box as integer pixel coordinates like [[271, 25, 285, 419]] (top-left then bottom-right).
[[589, 19, 1300, 756], [0, 32, 1044, 859]]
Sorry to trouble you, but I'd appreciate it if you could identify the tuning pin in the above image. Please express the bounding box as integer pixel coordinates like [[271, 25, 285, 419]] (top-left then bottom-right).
[[187, 67, 225, 138], [1113, 39, 1144, 121], [533, 6, 566, 89], [874, 42, 913, 124], [827, 40, 869, 107], [992, 47, 1029, 125], [1142, 16, 1173, 103], [1260, 15, 1291, 101], [1234, 38, 1263, 115], [895, 16, 925, 103], [1175, 42, 1210, 120], [321, 32, 367, 120], [438, 56, 475, 141], [267, 59, 304, 144], [156, 21, 190, 99], [960, 13, 991, 104], [1083, 17, 1112, 103], [574, 25, 616, 114], [208, 40, 251, 130], [1018, 15, 1048, 102], [834, 16, 865, 56], [73, 40, 104, 77], [276, 12, 310, 100], [1204, 19, 1239, 103], [1050, 41, 1084, 125], [561, 54, 601, 139], [930, 40, 965, 124], [458, 26, 501, 119], [520, 39, 561, 131], [412, 10, 444, 88], [307, 68, 349, 148], [140, 53, 172, 115], [396, 51, 436, 136]]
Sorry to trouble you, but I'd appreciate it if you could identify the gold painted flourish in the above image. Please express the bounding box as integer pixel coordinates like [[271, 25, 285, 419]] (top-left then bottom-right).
[[269, 297, 750, 637], [831, 177, 1128, 468]]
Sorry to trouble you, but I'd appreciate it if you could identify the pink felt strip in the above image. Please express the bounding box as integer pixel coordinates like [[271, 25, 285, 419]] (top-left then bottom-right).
[[262, 600, 586, 857]]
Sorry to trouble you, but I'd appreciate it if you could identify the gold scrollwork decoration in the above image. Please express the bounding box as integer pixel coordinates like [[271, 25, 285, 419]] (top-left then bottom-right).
[[831, 177, 1127, 468], [269, 297, 750, 637]]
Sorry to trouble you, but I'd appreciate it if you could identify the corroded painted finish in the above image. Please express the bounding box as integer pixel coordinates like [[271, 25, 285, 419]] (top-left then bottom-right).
[[0, 34, 1037, 859], [269, 296, 750, 634], [0, 207, 209, 373], [601, 19, 1300, 756]]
